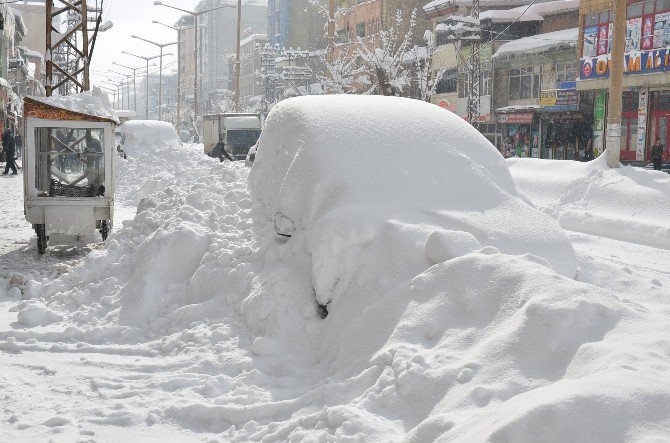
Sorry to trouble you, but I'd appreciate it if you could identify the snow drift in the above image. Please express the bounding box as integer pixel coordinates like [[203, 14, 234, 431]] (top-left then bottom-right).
[[117, 120, 181, 158], [2, 102, 669, 440], [508, 153, 670, 249], [250, 95, 577, 305], [28, 86, 118, 123]]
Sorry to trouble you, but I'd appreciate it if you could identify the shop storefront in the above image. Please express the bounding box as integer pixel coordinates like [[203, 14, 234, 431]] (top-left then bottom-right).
[[495, 110, 540, 158], [578, 1, 670, 162], [539, 86, 593, 160]]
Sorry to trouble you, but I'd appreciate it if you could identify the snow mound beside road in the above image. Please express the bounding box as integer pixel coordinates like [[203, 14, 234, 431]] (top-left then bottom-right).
[[250, 95, 577, 305], [117, 120, 181, 158], [508, 152, 670, 249]]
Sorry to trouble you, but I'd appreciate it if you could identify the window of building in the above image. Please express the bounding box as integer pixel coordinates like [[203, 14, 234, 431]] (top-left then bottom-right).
[[356, 22, 365, 38], [457, 72, 469, 99], [556, 61, 577, 85], [435, 69, 457, 94], [508, 66, 541, 100], [481, 63, 492, 96]]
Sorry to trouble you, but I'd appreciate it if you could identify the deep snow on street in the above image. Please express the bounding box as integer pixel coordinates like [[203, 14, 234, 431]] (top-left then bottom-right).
[[1, 113, 669, 441]]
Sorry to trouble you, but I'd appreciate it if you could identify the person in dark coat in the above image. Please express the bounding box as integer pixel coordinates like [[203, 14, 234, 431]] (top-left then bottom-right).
[[2, 128, 18, 175], [650, 139, 664, 171], [211, 141, 235, 162]]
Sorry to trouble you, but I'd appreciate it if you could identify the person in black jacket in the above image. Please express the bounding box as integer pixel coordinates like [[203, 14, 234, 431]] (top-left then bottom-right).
[[210, 140, 235, 162], [2, 128, 17, 175]]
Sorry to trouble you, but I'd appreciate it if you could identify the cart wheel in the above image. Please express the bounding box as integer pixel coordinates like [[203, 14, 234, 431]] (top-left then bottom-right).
[[35, 224, 47, 254], [100, 220, 110, 241]]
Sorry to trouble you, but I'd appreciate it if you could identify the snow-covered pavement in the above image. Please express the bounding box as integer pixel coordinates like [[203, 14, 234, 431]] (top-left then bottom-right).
[[1, 133, 669, 441]]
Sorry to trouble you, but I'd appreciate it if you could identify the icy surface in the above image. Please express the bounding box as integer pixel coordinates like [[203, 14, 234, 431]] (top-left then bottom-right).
[[250, 95, 577, 304], [28, 86, 118, 123], [0, 111, 669, 440]]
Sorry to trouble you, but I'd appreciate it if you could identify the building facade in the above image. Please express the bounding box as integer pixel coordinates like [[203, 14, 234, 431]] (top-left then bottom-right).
[[194, 0, 267, 115], [578, 0, 670, 163], [239, 33, 268, 102], [268, 0, 327, 51]]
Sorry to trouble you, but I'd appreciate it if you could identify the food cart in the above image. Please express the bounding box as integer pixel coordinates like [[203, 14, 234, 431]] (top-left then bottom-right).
[[23, 96, 117, 254]]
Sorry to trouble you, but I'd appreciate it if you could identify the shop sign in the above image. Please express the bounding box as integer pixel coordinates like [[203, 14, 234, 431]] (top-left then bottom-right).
[[540, 89, 579, 111], [637, 89, 648, 161], [496, 113, 533, 124], [437, 99, 456, 112], [580, 46, 670, 80], [593, 90, 606, 156]]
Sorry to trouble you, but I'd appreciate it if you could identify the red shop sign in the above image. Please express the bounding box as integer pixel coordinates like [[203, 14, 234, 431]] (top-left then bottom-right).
[[496, 112, 534, 124]]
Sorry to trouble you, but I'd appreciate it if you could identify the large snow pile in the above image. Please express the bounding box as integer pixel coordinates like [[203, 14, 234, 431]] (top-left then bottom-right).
[[2, 105, 670, 440], [250, 95, 576, 305], [28, 86, 118, 123], [117, 120, 181, 158], [508, 153, 670, 249]]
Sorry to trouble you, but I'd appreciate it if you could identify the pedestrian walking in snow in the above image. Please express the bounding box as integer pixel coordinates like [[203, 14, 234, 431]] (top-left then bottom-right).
[[651, 139, 664, 170], [2, 128, 18, 175]]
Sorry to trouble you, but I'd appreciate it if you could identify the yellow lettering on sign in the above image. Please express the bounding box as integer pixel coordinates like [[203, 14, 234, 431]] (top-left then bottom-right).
[[596, 60, 608, 75], [646, 55, 654, 69], [666, 53, 670, 66], [627, 56, 641, 72]]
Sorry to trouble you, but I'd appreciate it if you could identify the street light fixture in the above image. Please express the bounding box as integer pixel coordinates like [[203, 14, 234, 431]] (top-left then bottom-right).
[[122, 50, 164, 119], [112, 61, 154, 115], [109, 70, 132, 110], [154, 0, 236, 125], [131, 35, 177, 121]]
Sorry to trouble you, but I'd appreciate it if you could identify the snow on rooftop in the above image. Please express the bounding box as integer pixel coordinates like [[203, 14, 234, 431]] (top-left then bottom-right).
[[424, 0, 560, 14], [493, 27, 578, 59], [480, 8, 543, 22], [481, 0, 579, 22], [28, 86, 119, 123], [240, 33, 267, 46], [250, 95, 576, 305]]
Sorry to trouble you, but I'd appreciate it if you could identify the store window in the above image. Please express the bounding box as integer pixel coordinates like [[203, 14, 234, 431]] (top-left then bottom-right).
[[481, 63, 492, 96], [457, 72, 469, 98], [509, 66, 541, 100], [556, 61, 577, 85], [356, 22, 365, 38], [435, 69, 457, 94]]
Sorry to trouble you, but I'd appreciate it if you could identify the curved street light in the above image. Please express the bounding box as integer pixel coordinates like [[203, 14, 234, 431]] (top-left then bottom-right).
[[122, 50, 164, 119], [131, 35, 177, 121]]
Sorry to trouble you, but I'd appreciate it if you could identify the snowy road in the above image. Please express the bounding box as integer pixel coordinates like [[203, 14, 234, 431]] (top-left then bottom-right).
[[1, 145, 669, 441]]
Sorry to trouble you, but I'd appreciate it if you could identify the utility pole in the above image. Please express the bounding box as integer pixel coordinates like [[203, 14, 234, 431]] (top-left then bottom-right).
[[467, 0, 481, 125], [327, 0, 335, 63], [234, 0, 242, 111], [46, 0, 104, 96], [606, 0, 626, 168]]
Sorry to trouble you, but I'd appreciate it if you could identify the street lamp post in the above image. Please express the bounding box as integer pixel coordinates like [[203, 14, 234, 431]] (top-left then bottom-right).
[[154, 1, 236, 128], [131, 35, 176, 121], [123, 50, 163, 119], [102, 79, 124, 109], [152, 20, 190, 131], [110, 70, 132, 110], [112, 62, 150, 115]]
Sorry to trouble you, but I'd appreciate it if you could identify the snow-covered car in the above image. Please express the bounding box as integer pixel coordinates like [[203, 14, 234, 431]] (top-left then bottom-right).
[[249, 95, 577, 308], [116, 120, 181, 158]]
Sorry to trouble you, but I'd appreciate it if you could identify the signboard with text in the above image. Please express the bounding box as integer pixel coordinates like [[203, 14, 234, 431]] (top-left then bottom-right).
[[495, 113, 534, 124], [540, 89, 579, 111], [580, 47, 670, 79]]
